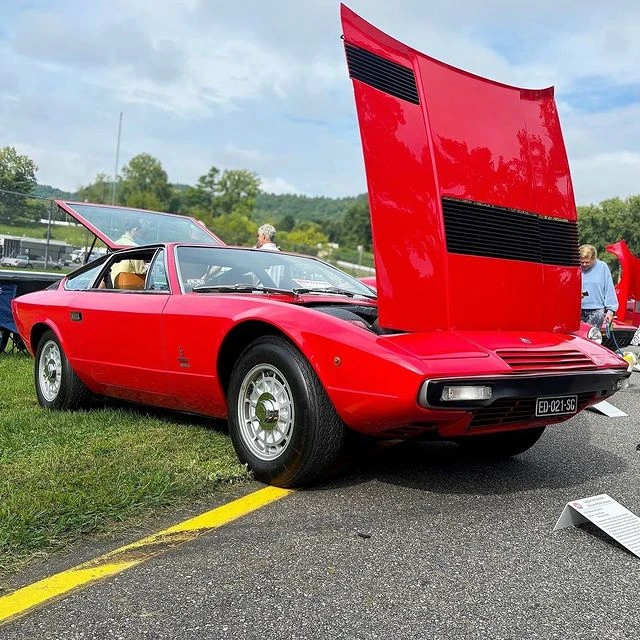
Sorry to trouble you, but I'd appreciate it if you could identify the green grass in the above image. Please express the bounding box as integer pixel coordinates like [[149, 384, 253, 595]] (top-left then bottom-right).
[[0, 354, 248, 576]]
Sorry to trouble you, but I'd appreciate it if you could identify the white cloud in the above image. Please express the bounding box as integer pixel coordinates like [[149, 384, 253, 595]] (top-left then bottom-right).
[[222, 145, 269, 167], [1, 0, 639, 205], [571, 151, 640, 205], [260, 177, 301, 195]]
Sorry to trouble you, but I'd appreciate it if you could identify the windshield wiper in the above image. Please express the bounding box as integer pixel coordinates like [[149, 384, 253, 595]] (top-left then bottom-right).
[[293, 287, 376, 300], [192, 284, 298, 297]]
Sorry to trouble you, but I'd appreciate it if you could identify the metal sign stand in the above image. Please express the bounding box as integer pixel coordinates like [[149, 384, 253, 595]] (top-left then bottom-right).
[[554, 494, 640, 558]]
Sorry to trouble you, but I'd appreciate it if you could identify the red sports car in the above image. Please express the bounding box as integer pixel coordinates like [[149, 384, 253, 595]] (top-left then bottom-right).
[[12, 7, 630, 487]]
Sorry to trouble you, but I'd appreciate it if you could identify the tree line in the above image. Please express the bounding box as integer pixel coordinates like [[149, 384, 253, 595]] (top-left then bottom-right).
[[576, 196, 640, 277], [0, 146, 372, 257], [2, 144, 639, 270]]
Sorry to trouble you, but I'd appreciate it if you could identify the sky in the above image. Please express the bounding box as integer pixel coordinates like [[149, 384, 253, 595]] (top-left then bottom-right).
[[1, 0, 640, 205]]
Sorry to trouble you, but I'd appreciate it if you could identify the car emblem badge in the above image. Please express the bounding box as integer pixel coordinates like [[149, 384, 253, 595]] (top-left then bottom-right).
[[520, 337, 531, 344]]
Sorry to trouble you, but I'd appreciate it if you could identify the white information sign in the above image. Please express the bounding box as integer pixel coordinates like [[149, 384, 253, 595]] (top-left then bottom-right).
[[554, 493, 640, 558], [586, 400, 627, 417]]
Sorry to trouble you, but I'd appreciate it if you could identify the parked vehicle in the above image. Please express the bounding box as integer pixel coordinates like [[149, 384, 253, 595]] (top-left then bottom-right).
[[11, 9, 631, 487], [70, 248, 108, 264], [0, 253, 61, 270]]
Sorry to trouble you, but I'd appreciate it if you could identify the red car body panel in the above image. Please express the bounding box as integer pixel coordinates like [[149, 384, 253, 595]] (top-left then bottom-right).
[[607, 240, 640, 326], [12, 252, 628, 439], [341, 4, 579, 334]]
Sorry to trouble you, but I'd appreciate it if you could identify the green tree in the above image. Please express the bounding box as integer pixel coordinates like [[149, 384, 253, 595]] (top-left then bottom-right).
[[0, 146, 38, 224], [76, 173, 113, 204], [208, 211, 256, 246], [215, 169, 261, 216], [0, 146, 37, 194], [119, 153, 171, 210], [179, 166, 221, 215], [279, 214, 296, 232], [279, 221, 328, 255], [340, 199, 372, 251], [624, 195, 640, 254]]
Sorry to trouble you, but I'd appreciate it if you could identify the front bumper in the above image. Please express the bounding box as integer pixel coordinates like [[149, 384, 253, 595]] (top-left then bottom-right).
[[420, 369, 629, 409], [420, 368, 630, 434]]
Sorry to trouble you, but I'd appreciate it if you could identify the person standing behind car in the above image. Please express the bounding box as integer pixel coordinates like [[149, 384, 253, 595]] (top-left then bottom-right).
[[255, 223, 282, 285], [256, 224, 280, 251], [580, 244, 618, 328]]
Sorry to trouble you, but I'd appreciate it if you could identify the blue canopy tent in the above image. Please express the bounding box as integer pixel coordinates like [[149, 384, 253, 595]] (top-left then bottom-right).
[[0, 271, 63, 354], [0, 283, 25, 354]]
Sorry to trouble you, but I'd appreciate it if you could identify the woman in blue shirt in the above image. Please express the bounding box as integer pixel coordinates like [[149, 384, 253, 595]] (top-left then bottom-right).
[[580, 244, 618, 328]]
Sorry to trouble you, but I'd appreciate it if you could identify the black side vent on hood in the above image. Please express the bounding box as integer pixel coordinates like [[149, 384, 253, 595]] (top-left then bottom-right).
[[442, 198, 579, 266], [344, 44, 420, 105]]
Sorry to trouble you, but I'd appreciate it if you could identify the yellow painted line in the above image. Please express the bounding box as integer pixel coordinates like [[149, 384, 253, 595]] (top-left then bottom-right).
[[0, 486, 291, 625]]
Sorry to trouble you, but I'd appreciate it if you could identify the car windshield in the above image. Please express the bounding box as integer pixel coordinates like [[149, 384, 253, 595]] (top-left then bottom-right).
[[176, 246, 377, 298], [61, 202, 221, 246]]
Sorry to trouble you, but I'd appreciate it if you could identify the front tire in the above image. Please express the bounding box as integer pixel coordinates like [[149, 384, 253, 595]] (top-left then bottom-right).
[[228, 336, 345, 487], [35, 330, 92, 409], [455, 426, 546, 458]]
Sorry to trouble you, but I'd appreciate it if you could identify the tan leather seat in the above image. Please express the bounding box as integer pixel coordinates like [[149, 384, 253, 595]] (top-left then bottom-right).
[[114, 272, 146, 290]]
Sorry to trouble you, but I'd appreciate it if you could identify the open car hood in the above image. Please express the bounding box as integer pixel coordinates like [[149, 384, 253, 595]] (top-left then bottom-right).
[[607, 240, 640, 325], [55, 201, 223, 251], [341, 5, 580, 334]]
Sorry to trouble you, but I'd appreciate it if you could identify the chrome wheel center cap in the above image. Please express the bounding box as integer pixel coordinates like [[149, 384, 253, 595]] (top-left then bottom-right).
[[45, 360, 57, 381], [255, 393, 279, 430]]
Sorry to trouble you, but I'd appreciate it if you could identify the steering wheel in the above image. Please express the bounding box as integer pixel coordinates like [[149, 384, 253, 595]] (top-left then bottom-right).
[[203, 267, 250, 286]]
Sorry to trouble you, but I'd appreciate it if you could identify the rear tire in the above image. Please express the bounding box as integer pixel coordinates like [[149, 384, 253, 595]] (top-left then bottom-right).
[[35, 330, 92, 409], [455, 426, 546, 458], [228, 336, 345, 487]]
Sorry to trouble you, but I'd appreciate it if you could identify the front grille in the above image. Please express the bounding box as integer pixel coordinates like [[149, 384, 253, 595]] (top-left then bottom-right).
[[497, 349, 596, 372], [344, 44, 420, 105], [442, 198, 579, 266], [469, 392, 596, 428]]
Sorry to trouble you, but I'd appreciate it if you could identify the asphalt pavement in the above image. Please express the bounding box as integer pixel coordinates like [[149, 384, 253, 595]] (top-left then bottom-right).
[[2, 373, 640, 640]]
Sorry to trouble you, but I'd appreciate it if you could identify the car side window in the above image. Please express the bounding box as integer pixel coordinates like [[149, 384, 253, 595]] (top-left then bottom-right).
[[102, 250, 151, 290], [147, 250, 169, 291], [65, 263, 105, 291]]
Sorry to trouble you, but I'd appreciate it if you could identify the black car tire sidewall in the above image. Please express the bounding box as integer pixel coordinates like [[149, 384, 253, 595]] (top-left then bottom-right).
[[228, 337, 343, 487]]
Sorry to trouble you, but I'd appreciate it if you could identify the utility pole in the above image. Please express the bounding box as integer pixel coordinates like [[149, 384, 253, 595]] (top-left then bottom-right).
[[111, 112, 123, 205], [44, 199, 53, 265]]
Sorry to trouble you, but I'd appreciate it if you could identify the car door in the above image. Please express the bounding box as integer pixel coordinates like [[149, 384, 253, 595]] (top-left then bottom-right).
[[64, 249, 170, 404]]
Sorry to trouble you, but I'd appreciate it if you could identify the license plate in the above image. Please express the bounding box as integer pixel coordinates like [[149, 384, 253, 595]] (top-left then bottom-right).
[[535, 395, 578, 417]]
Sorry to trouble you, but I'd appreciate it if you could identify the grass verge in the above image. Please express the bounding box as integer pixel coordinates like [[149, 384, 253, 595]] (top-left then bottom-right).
[[0, 353, 248, 577]]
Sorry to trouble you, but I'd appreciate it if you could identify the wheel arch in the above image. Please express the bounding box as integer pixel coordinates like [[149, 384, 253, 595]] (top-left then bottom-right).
[[217, 320, 298, 397], [30, 322, 59, 355]]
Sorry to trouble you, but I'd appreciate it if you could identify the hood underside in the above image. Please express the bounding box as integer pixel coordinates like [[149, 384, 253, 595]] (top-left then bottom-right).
[[341, 4, 580, 334]]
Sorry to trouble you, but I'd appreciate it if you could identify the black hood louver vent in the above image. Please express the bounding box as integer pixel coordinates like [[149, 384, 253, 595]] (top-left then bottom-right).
[[345, 44, 420, 105], [442, 198, 579, 267]]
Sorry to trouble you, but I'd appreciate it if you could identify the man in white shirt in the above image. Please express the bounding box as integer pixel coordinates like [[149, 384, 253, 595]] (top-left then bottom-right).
[[256, 224, 280, 251], [256, 223, 282, 285]]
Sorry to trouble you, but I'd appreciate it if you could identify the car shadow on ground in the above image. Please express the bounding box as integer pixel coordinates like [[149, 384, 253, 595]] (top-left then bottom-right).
[[93, 397, 229, 433], [326, 422, 630, 497], [94, 388, 634, 498]]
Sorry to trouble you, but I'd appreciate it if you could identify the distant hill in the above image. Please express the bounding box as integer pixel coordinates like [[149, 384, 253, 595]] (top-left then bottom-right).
[[33, 184, 368, 223], [32, 185, 77, 200], [255, 192, 367, 223]]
